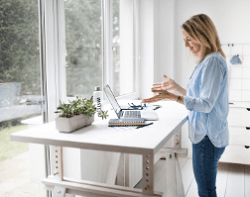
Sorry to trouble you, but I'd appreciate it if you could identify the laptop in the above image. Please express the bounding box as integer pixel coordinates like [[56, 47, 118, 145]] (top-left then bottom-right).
[[103, 85, 158, 121]]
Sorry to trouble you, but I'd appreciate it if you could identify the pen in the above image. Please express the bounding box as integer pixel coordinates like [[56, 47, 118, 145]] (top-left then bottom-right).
[[136, 122, 153, 129]]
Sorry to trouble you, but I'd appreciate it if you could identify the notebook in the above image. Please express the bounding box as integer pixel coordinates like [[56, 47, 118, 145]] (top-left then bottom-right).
[[108, 118, 145, 127], [103, 84, 158, 121]]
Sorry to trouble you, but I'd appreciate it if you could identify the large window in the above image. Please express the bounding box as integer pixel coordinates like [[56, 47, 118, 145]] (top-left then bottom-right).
[[113, 0, 136, 96], [65, 0, 102, 98], [0, 0, 41, 195], [53, 0, 140, 186], [0, 0, 140, 195], [0, 0, 42, 159], [60, 0, 139, 99]]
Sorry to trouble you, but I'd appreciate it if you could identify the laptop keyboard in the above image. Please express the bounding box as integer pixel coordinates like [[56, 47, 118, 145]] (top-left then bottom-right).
[[124, 111, 141, 118]]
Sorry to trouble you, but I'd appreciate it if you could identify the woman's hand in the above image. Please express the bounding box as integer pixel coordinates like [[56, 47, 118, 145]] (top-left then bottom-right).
[[152, 74, 187, 96], [142, 90, 178, 103], [152, 74, 176, 92]]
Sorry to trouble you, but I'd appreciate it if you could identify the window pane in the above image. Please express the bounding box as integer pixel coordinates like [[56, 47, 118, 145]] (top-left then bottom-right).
[[113, 0, 135, 96], [65, 0, 102, 98], [112, 0, 120, 96], [0, 0, 41, 195]]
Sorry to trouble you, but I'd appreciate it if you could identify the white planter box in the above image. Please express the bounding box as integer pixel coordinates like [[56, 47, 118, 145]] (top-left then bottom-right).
[[55, 114, 94, 133]]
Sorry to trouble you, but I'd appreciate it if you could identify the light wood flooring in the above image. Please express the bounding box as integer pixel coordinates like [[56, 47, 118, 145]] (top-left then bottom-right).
[[0, 152, 40, 197], [152, 157, 250, 197]]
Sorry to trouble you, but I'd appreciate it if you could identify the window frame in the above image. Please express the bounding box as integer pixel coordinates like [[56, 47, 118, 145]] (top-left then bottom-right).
[[105, 0, 140, 100]]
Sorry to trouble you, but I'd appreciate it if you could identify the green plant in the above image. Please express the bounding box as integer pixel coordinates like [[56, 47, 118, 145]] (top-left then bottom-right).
[[98, 110, 109, 119], [55, 102, 73, 118], [55, 97, 108, 120]]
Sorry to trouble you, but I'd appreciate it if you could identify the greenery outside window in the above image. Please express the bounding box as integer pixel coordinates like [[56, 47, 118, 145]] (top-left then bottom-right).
[[58, 0, 139, 100], [0, 0, 42, 162], [65, 0, 102, 98]]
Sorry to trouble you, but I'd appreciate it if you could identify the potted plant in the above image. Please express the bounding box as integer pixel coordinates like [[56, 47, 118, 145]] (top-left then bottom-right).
[[54, 97, 108, 133]]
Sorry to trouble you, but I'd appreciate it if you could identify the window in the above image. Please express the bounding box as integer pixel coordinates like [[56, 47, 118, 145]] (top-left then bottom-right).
[[0, 0, 41, 195], [112, 0, 121, 96], [0, 0, 42, 158], [49, 0, 140, 186], [0, 0, 140, 195], [58, 0, 139, 100], [112, 0, 136, 96], [64, 0, 102, 98]]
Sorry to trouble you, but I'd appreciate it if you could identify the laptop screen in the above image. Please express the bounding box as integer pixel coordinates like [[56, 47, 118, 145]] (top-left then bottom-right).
[[103, 85, 122, 118]]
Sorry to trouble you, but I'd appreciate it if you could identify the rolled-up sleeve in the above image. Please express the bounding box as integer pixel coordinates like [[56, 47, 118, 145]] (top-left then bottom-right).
[[184, 57, 224, 113]]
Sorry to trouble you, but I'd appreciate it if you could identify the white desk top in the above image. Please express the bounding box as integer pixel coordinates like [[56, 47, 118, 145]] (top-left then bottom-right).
[[11, 101, 188, 155]]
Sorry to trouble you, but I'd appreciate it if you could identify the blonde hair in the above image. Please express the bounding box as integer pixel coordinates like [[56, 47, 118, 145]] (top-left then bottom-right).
[[182, 14, 225, 60]]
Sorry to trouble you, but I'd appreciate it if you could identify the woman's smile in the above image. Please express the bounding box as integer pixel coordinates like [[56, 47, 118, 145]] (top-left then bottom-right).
[[182, 29, 202, 59]]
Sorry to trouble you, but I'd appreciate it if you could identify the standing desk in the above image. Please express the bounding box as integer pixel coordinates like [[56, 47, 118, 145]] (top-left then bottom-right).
[[11, 101, 188, 197]]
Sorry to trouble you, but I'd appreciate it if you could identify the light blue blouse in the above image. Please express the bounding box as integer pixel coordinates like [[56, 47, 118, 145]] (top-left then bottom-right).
[[184, 52, 229, 148]]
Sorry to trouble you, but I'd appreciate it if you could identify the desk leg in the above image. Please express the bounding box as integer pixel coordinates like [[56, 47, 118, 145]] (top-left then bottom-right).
[[53, 186, 66, 197], [125, 153, 130, 187], [166, 151, 177, 197], [106, 152, 121, 184], [165, 151, 185, 197], [175, 155, 185, 197], [174, 130, 182, 149], [50, 146, 63, 180], [116, 153, 130, 187], [116, 153, 125, 186], [50, 146, 68, 197], [142, 153, 154, 195]]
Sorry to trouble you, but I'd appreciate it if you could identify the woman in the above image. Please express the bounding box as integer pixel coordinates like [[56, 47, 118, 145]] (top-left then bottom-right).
[[142, 14, 228, 197]]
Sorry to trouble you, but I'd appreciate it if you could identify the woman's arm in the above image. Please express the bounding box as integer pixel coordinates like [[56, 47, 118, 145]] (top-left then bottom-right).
[[174, 84, 186, 96], [184, 57, 225, 113], [142, 90, 185, 105], [142, 74, 186, 104]]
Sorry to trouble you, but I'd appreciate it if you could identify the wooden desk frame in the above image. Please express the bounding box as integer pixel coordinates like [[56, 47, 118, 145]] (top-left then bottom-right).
[[43, 130, 187, 197]]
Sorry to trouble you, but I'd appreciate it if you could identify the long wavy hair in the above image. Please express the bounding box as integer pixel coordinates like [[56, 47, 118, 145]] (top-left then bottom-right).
[[182, 14, 225, 60]]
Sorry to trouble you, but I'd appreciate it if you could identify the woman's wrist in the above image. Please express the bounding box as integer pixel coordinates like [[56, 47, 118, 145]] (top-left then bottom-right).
[[175, 84, 186, 96], [176, 95, 184, 104]]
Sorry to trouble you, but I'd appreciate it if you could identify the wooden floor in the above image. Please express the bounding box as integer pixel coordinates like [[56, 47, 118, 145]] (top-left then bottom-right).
[[152, 158, 250, 197], [0, 152, 40, 197]]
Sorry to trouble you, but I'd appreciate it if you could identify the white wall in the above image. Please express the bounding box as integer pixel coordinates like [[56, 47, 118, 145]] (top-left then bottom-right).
[[120, 0, 134, 95], [140, 0, 177, 98], [154, 0, 175, 83], [174, 0, 250, 88], [139, 0, 155, 99]]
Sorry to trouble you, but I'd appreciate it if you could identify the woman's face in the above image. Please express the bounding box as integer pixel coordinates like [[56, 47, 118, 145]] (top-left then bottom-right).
[[182, 29, 203, 59]]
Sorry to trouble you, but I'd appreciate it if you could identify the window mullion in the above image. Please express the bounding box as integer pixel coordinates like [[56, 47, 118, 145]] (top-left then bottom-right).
[[56, 0, 67, 103], [103, 0, 113, 90]]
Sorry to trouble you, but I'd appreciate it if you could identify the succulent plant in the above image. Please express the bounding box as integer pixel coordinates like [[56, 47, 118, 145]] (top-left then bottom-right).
[[55, 97, 108, 119]]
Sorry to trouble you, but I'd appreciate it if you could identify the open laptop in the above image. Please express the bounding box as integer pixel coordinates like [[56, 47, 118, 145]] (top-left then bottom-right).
[[103, 85, 158, 121]]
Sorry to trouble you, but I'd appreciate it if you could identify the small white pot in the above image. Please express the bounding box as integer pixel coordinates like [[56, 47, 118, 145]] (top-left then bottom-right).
[[55, 114, 94, 133]]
